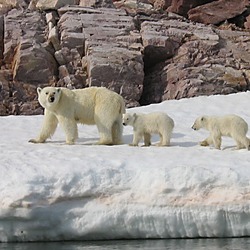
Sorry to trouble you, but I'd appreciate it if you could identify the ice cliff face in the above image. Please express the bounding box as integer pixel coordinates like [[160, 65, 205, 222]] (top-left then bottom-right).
[[1, 147, 250, 242], [1, 171, 250, 242]]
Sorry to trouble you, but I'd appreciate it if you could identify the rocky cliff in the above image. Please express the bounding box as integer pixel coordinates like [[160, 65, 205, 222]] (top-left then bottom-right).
[[0, 0, 250, 115]]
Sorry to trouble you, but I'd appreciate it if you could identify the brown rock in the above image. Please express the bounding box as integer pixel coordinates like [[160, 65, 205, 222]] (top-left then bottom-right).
[[113, 0, 153, 15], [167, 0, 214, 17], [79, 0, 114, 8], [58, 7, 144, 106], [48, 26, 61, 51], [151, 0, 172, 10], [0, 15, 3, 63], [86, 41, 144, 106], [244, 15, 250, 29], [139, 18, 250, 105], [12, 40, 58, 84], [188, 0, 249, 25], [36, 0, 78, 10], [0, 2, 250, 115]]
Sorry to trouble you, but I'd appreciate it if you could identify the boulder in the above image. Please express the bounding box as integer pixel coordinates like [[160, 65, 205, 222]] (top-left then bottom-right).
[[188, 0, 249, 25], [245, 15, 250, 29], [167, 0, 214, 17], [79, 0, 114, 8], [86, 41, 144, 106], [113, 0, 153, 14], [0, 0, 28, 12], [3, 9, 23, 66], [4, 9, 58, 84], [148, 0, 172, 10], [12, 39, 58, 84], [35, 0, 78, 10]]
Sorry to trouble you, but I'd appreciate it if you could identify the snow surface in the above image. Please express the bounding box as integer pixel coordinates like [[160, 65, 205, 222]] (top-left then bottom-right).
[[1, 92, 250, 242]]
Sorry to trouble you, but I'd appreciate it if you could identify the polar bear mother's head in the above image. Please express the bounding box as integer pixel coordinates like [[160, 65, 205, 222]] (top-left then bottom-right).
[[37, 87, 61, 110]]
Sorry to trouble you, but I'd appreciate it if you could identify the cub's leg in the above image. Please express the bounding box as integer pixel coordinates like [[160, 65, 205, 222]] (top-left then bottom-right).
[[212, 134, 222, 150], [160, 131, 171, 146], [200, 136, 213, 147], [130, 131, 142, 146], [234, 136, 250, 150]]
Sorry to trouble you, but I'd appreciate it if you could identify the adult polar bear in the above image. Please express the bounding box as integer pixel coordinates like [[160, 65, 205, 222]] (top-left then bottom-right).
[[29, 86, 125, 145], [192, 115, 250, 150]]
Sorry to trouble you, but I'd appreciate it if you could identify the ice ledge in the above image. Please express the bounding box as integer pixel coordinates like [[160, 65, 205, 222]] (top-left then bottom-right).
[[0, 202, 250, 242]]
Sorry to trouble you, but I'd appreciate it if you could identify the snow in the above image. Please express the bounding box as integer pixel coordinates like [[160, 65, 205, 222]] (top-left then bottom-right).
[[1, 92, 250, 242]]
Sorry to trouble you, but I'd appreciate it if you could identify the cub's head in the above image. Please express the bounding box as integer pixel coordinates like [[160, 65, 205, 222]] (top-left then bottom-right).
[[37, 87, 61, 109], [192, 116, 207, 130], [122, 113, 137, 126]]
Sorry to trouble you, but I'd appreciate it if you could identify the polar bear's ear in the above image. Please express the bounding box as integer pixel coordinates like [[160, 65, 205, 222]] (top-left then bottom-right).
[[37, 87, 42, 95], [133, 113, 137, 118], [201, 116, 206, 122], [56, 88, 61, 93]]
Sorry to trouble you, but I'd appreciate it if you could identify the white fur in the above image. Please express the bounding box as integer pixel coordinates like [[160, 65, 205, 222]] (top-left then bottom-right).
[[29, 86, 125, 145], [123, 112, 174, 146], [192, 115, 250, 150]]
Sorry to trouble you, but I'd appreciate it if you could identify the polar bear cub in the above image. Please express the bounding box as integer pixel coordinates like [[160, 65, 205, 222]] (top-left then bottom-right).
[[123, 112, 174, 146], [192, 114, 250, 150], [29, 86, 125, 145]]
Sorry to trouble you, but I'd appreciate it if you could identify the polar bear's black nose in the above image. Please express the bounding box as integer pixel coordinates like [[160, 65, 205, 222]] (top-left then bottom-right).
[[123, 123, 126, 126], [49, 96, 55, 102]]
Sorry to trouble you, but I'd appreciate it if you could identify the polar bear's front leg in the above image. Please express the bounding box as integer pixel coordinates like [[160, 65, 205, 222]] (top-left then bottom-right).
[[130, 132, 142, 146], [213, 136, 222, 150], [200, 136, 213, 147], [211, 131, 222, 149], [58, 116, 78, 145], [200, 135, 221, 149], [29, 110, 58, 143]]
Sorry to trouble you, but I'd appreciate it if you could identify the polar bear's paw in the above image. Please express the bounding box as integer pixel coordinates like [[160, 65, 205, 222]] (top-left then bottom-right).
[[28, 138, 45, 143], [96, 140, 114, 146], [199, 140, 209, 147]]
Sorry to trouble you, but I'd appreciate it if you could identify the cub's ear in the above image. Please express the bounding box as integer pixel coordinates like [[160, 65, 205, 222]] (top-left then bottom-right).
[[201, 116, 206, 122], [37, 87, 42, 94]]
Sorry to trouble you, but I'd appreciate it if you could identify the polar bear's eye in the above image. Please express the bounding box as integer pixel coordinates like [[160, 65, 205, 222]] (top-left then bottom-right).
[[45, 92, 49, 95]]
